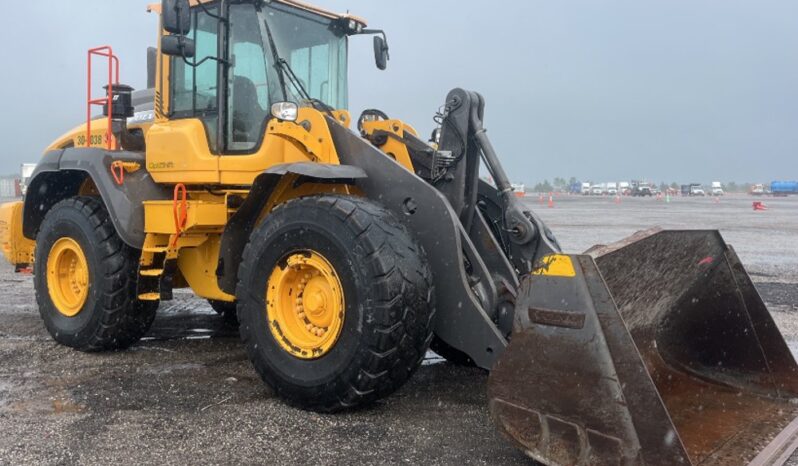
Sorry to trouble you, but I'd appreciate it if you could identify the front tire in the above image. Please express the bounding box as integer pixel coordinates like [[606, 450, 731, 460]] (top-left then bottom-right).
[[237, 195, 435, 412], [34, 196, 157, 351]]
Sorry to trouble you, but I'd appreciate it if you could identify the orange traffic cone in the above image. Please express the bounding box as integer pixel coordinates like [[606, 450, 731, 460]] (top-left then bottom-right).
[[539, 193, 544, 204], [548, 194, 554, 208]]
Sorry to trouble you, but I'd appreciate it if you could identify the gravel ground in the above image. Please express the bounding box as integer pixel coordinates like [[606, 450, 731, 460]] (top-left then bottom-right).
[[0, 193, 796, 465]]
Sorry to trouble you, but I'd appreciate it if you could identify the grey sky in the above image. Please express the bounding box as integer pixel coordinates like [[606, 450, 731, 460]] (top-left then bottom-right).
[[1, 1, 796, 185]]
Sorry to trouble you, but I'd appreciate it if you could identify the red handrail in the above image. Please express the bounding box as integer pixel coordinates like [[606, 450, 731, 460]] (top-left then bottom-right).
[[172, 183, 189, 247], [87, 46, 120, 150]]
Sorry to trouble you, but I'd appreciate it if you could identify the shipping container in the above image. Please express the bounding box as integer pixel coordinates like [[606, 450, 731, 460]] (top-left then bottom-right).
[[0, 178, 19, 198]]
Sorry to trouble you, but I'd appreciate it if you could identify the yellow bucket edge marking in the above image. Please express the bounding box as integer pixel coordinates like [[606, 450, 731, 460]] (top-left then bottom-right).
[[532, 254, 576, 278]]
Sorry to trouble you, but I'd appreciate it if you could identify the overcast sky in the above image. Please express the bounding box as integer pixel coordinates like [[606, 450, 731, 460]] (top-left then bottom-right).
[[1, 1, 796, 184]]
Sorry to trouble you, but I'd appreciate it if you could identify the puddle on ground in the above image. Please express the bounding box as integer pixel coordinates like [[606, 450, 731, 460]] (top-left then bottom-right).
[[0, 377, 85, 415], [139, 362, 205, 375]]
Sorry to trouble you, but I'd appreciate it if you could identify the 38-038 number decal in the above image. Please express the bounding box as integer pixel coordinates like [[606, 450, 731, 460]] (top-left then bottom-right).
[[75, 133, 108, 147]]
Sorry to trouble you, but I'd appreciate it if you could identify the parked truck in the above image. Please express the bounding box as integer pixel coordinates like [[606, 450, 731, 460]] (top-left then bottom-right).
[[682, 183, 705, 196], [711, 181, 724, 196], [771, 180, 798, 196], [631, 180, 653, 196], [750, 183, 766, 195]]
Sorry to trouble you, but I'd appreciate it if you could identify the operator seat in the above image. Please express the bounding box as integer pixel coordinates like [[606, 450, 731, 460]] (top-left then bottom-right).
[[232, 75, 266, 146]]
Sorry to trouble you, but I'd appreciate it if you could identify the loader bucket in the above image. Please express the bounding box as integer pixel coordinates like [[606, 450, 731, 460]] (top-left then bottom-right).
[[488, 229, 798, 465]]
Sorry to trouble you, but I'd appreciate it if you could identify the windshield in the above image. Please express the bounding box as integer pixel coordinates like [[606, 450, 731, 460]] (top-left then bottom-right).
[[261, 3, 348, 109], [170, 2, 350, 153]]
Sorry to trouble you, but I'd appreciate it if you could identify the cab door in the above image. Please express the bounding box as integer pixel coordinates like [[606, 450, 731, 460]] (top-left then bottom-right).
[[147, 4, 221, 184], [216, 2, 343, 185], [217, 2, 285, 185]]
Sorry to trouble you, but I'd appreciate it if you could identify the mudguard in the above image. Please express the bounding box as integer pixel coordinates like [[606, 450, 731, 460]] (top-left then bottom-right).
[[217, 162, 367, 295], [23, 148, 169, 248]]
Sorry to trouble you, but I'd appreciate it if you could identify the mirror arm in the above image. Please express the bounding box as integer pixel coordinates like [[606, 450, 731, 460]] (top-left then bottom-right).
[[195, 0, 226, 22], [360, 29, 390, 62], [361, 29, 387, 41], [181, 54, 230, 69]]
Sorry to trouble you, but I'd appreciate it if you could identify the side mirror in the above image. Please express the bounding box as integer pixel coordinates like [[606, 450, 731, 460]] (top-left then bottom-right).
[[161, 34, 195, 58], [373, 36, 389, 71], [162, 0, 191, 35]]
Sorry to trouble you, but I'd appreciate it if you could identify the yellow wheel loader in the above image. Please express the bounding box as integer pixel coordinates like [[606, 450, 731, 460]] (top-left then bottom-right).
[[1, 1, 798, 464]]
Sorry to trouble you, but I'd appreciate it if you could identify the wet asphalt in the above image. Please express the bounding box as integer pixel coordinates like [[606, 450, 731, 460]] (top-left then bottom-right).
[[0, 194, 796, 465]]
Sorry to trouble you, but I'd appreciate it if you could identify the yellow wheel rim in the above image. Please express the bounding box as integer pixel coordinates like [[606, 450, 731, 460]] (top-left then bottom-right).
[[47, 238, 90, 317], [266, 251, 345, 359]]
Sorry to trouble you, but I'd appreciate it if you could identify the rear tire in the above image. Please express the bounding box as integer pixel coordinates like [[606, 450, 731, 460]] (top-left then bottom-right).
[[237, 195, 435, 412], [34, 196, 157, 351]]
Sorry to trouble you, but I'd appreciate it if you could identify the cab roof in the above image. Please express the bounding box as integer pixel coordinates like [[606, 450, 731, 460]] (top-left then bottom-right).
[[147, 0, 367, 27]]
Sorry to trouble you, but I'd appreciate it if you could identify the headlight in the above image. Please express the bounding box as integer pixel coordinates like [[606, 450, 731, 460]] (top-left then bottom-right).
[[271, 102, 298, 122]]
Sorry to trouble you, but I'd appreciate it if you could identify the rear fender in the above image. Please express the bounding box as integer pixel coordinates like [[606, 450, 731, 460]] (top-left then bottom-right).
[[23, 148, 170, 247]]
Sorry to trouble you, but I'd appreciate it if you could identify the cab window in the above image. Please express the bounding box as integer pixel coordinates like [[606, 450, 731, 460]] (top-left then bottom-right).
[[227, 3, 275, 152], [170, 6, 219, 151]]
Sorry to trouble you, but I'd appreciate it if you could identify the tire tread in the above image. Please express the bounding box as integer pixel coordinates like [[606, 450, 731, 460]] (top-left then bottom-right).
[[237, 194, 435, 412], [35, 196, 156, 351]]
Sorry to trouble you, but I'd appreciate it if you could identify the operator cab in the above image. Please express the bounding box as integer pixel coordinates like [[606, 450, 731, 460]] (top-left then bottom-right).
[[152, 0, 387, 154]]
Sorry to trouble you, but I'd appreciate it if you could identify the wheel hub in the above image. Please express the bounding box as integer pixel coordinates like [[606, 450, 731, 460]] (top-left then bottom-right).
[[47, 237, 90, 317], [266, 251, 344, 359]]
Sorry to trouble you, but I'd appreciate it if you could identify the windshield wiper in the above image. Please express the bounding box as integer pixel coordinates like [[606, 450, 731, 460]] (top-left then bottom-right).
[[259, 14, 289, 102], [276, 58, 336, 118], [276, 58, 312, 102], [261, 14, 334, 117]]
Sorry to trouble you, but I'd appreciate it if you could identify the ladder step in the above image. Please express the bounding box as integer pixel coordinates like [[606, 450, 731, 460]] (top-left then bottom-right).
[[138, 292, 161, 301], [140, 269, 164, 277], [143, 247, 169, 254]]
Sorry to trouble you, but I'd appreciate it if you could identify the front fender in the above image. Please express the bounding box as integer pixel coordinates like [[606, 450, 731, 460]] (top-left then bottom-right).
[[216, 162, 367, 294]]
